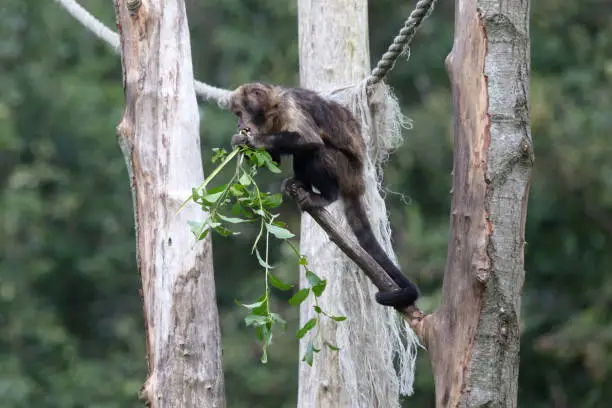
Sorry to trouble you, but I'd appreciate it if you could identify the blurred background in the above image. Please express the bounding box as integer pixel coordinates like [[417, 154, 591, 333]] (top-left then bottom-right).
[[1, 0, 611, 407]]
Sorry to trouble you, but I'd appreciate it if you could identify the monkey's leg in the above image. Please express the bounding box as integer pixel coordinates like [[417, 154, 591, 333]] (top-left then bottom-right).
[[251, 131, 324, 153]]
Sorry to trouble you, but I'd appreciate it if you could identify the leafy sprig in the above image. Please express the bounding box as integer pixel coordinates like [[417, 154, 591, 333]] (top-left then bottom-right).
[[183, 145, 345, 364]]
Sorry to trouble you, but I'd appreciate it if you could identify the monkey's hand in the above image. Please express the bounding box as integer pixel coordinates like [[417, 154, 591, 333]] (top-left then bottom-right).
[[231, 132, 252, 148]]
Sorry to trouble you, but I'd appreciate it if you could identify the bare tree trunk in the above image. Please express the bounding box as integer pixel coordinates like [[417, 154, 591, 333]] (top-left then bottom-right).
[[297, 1, 407, 407], [421, 0, 532, 406], [296, 0, 370, 402], [296, 3, 367, 407], [113, 1, 225, 407]]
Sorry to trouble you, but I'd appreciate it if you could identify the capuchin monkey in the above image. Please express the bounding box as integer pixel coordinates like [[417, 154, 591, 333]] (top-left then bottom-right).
[[229, 82, 419, 309]]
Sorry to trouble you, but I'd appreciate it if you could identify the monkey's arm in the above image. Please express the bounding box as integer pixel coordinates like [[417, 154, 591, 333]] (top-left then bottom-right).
[[233, 129, 324, 154]]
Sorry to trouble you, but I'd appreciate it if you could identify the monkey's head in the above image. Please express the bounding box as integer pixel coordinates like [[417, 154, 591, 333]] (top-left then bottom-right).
[[229, 82, 281, 134]]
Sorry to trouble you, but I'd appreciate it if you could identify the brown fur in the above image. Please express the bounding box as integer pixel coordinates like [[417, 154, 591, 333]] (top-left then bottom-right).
[[229, 82, 419, 308]]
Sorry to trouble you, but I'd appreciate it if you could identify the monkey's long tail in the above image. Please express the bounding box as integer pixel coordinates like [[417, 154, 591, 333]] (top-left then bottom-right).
[[343, 197, 420, 308]]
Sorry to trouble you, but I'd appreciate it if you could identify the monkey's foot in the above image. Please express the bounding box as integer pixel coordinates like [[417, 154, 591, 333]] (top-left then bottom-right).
[[281, 178, 312, 210]]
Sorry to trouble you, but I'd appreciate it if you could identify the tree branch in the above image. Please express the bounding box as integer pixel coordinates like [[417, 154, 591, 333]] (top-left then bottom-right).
[[283, 183, 428, 339]]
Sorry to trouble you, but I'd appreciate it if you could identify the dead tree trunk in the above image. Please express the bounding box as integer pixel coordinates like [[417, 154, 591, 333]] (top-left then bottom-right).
[[113, 1, 225, 407], [296, 1, 409, 407], [296, 2, 370, 405], [421, 0, 532, 406]]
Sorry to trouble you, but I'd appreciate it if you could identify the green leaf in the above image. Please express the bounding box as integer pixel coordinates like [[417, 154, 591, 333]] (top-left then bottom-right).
[[306, 270, 324, 287], [208, 220, 221, 229], [245, 314, 269, 327], [265, 160, 282, 174], [255, 324, 268, 342], [306, 271, 327, 297], [197, 229, 210, 240], [200, 184, 228, 204], [313, 305, 322, 314], [289, 288, 310, 306], [255, 249, 273, 269], [301, 341, 320, 366], [267, 224, 295, 240], [239, 172, 252, 186], [188, 220, 211, 240], [188, 220, 205, 236], [211, 147, 228, 163], [262, 193, 283, 208], [268, 272, 292, 291], [231, 201, 243, 215], [252, 301, 268, 316], [253, 208, 266, 217], [311, 281, 326, 297], [254, 150, 267, 166], [201, 191, 225, 204], [191, 187, 201, 201], [296, 318, 317, 339], [270, 313, 287, 330], [329, 315, 347, 322], [325, 342, 341, 351], [213, 224, 233, 237], [298, 256, 308, 266], [233, 201, 255, 218], [229, 184, 245, 197], [238, 296, 266, 309], [264, 321, 274, 346], [218, 213, 250, 224]]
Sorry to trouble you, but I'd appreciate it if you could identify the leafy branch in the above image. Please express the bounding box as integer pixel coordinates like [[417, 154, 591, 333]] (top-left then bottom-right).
[[183, 145, 346, 364]]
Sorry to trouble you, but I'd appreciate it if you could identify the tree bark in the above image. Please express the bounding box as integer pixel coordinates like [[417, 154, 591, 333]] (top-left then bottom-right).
[[297, 1, 408, 407], [423, 0, 532, 406], [296, 4, 369, 405], [113, 1, 225, 407]]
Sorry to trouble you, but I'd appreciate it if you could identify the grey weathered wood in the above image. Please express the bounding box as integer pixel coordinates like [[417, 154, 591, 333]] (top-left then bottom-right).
[[113, 1, 226, 407], [423, 0, 532, 406], [297, 2, 368, 406], [297, 1, 410, 407]]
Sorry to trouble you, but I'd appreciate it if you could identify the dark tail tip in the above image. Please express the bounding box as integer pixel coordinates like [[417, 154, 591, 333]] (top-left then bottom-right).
[[375, 286, 420, 309]]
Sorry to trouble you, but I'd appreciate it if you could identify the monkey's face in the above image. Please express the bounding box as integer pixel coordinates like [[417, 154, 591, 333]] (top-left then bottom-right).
[[229, 83, 278, 134]]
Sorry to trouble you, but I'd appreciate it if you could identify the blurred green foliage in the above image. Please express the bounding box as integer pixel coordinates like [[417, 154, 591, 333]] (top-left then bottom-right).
[[1, 0, 611, 407]]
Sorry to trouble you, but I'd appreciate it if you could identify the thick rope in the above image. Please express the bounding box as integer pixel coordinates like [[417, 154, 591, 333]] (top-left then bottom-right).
[[57, 0, 435, 103], [366, 0, 437, 88], [54, 0, 233, 105]]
